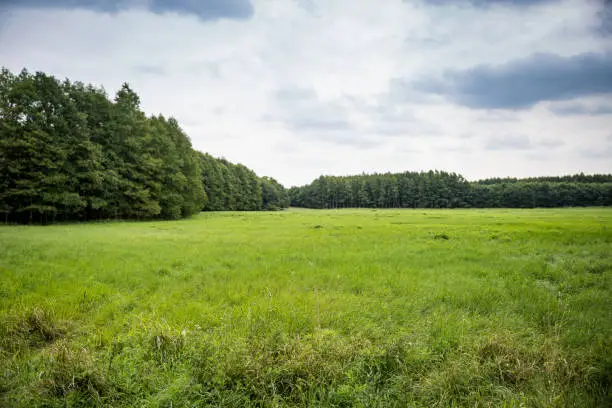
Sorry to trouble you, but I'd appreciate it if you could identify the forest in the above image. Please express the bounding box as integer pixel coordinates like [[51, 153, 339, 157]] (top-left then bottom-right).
[[0, 68, 288, 223], [1, 68, 610, 223], [289, 171, 612, 209]]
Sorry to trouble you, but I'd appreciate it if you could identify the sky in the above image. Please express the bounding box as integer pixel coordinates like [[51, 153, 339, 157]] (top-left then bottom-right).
[[1, 0, 611, 187]]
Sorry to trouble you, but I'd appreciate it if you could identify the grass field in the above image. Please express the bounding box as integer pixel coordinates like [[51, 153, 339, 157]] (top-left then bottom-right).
[[0, 208, 611, 407]]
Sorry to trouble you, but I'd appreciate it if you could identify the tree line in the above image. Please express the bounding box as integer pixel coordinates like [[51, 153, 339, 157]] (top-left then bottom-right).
[[198, 152, 289, 211], [289, 171, 612, 209], [0, 68, 288, 224], [2, 68, 608, 222]]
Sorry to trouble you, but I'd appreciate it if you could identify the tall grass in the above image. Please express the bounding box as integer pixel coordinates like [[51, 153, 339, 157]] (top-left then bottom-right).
[[0, 208, 610, 406]]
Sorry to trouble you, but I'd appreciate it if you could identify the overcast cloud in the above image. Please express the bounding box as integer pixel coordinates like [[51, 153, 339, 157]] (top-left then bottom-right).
[[1, 0, 611, 186]]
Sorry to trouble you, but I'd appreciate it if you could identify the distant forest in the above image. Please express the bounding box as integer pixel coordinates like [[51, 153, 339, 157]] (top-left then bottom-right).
[[289, 172, 612, 209], [0, 68, 288, 224]]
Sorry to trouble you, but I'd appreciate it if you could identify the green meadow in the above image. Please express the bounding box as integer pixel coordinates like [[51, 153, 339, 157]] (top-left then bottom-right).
[[0, 208, 611, 407]]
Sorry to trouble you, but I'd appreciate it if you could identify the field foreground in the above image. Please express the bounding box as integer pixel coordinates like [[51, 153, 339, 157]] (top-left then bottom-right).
[[0, 208, 611, 407]]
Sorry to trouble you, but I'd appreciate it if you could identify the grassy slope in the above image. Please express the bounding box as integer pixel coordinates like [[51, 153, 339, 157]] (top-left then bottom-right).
[[0, 208, 610, 407]]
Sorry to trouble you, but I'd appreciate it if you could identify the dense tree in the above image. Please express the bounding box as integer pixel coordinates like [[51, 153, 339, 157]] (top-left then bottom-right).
[[0, 69, 212, 223], [290, 171, 612, 209], [6, 67, 607, 221], [198, 153, 288, 211], [0, 68, 289, 223], [261, 176, 290, 210], [0, 69, 92, 223], [1, 68, 290, 223]]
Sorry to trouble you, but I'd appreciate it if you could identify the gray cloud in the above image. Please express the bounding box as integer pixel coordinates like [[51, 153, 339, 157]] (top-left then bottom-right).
[[274, 87, 317, 102], [388, 78, 442, 104], [415, 52, 612, 109], [396, 146, 422, 154], [596, 0, 611, 36], [212, 107, 225, 115], [133, 64, 166, 76], [183, 61, 222, 79], [296, 0, 317, 14], [1, 0, 120, 13], [475, 111, 519, 123], [579, 146, 612, 159], [287, 116, 351, 131], [372, 124, 439, 138], [419, 0, 553, 7], [437, 144, 471, 153], [485, 135, 565, 151], [538, 138, 565, 149], [550, 102, 612, 116], [268, 87, 352, 132], [312, 134, 381, 149], [367, 112, 441, 138], [149, 0, 253, 20], [274, 140, 301, 154], [485, 135, 532, 150], [1, 0, 254, 21], [268, 87, 440, 148], [349, 91, 442, 138], [354, 83, 443, 138], [403, 36, 448, 49]]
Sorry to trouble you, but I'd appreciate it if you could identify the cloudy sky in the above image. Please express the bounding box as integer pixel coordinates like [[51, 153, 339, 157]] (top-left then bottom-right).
[[1, 0, 611, 186]]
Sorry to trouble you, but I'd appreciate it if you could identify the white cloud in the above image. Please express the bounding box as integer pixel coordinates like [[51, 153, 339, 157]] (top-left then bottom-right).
[[0, 0, 610, 186]]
